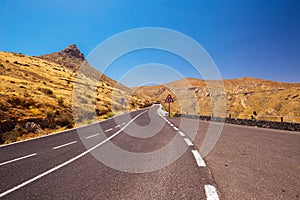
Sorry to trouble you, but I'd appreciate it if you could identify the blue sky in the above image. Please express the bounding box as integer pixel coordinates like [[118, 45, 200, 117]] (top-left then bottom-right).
[[0, 0, 299, 86]]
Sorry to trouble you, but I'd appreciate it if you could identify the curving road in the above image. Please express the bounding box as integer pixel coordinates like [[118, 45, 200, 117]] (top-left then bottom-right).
[[3, 104, 297, 199], [169, 117, 300, 200], [0, 105, 218, 199]]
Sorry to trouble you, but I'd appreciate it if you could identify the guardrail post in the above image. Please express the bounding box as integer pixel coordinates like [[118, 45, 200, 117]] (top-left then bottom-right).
[[280, 117, 283, 129]]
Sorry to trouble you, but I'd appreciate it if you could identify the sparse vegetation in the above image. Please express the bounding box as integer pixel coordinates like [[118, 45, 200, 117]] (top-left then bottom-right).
[[0, 47, 151, 144], [38, 87, 54, 96], [104, 112, 114, 119], [134, 77, 300, 122], [58, 96, 64, 106]]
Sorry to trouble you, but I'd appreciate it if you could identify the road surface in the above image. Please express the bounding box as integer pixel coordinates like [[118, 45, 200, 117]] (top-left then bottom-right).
[[1, 104, 298, 199], [169, 117, 300, 200], [0, 105, 218, 199]]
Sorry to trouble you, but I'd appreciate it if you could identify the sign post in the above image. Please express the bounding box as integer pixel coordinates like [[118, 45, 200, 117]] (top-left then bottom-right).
[[120, 98, 125, 108], [165, 94, 174, 117]]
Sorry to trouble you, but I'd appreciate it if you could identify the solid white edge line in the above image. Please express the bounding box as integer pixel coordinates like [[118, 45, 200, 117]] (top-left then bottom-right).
[[0, 153, 37, 166], [205, 185, 219, 200], [184, 138, 193, 146], [0, 110, 147, 198], [52, 141, 78, 150], [105, 128, 113, 132], [191, 150, 206, 167], [85, 133, 100, 139], [178, 131, 185, 137]]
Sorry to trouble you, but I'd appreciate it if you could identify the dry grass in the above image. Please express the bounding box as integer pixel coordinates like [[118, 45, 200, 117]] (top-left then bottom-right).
[[134, 77, 300, 123], [0, 50, 151, 144]]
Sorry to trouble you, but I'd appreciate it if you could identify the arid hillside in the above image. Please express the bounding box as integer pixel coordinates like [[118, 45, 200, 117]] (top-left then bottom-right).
[[134, 77, 300, 122], [0, 45, 151, 144]]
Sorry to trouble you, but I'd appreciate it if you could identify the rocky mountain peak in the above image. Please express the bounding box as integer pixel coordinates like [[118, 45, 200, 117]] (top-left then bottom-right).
[[37, 44, 86, 71], [61, 44, 84, 61]]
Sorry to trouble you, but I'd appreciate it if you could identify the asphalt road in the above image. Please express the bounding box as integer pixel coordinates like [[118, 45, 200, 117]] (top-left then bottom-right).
[[0, 105, 219, 199], [169, 117, 300, 200]]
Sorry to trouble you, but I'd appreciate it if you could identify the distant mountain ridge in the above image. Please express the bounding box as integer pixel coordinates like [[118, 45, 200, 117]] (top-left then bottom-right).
[[134, 77, 300, 122]]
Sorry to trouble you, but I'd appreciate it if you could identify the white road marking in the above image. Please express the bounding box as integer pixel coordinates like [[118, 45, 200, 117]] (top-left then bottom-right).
[[191, 150, 206, 167], [173, 127, 179, 131], [122, 122, 126, 125], [205, 185, 219, 200], [52, 141, 77, 150], [105, 128, 113, 132], [0, 153, 37, 166], [178, 131, 185, 137], [170, 124, 174, 127], [115, 125, 121, 128], [184, 138, 193, 146], [0, 110, 147, 198], [0, 108, 143, 148], [85, 133, 100, 139]]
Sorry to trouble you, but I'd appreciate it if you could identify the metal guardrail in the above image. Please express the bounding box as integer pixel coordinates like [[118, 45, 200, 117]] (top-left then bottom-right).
[[229, 114, 300, 123], [174, 114, 300, 132]]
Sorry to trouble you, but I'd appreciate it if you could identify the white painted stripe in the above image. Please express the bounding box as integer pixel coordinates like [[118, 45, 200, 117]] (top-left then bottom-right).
[[52, 141, 77, 150], [173, 127, 179, 131], [115, 125, 121, 128], [0, 153, 37, 166], [122, 122, 126, 125], [105, 128, 113, 132], [205, 185, 219, 200], [184, 138, 193, 146], [85, 133, 99, 139], [178, 131, 185, 137], [0, 108, 149, 148], [0, 110, 147, 198], [170, 124, 174, 127], [191, 150, 206, 167]]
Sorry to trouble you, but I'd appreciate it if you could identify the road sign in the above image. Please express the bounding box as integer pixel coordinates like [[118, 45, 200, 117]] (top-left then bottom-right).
[[165, 94, 174, 117], [120, 98, 125, 108], [165, 94, 174, 103]]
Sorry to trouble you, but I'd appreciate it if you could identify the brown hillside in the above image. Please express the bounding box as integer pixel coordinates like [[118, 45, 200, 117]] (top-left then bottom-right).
[[37, 44, 85, 71], [0, 46, 151, 144], [134, 77, 300, 122]]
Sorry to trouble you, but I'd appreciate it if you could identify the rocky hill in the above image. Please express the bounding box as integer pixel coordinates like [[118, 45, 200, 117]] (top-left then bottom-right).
[[134, 77, 300, 123], [0, 45, 151, 144], [37, 44, 85, 71]]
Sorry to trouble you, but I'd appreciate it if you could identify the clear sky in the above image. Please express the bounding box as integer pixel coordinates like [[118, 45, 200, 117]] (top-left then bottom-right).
[[1, 0, 299, 86]]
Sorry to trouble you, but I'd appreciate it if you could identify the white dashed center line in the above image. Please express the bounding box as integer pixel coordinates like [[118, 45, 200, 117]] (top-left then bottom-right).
[[191, 150, 206, 167], [122, 122, 126, 125], [0, 110, 147, 198], [0, 153, 37, 166], [115, 125, 121, 128], [105, 128, 113, 132], [53, 141, 77, 150], [173, 127, 179, 131], [86, 133, 100, 139]]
